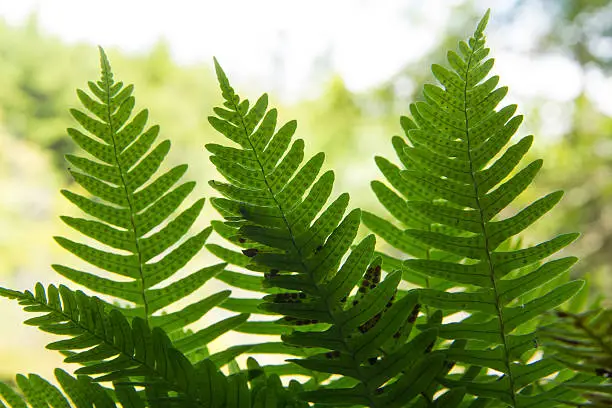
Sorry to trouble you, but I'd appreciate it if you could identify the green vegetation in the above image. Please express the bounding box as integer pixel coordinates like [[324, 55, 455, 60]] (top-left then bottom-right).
[[0, 8, 611, 408]]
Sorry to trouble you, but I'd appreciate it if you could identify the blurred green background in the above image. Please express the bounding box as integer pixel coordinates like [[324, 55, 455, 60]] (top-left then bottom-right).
[[1, 0, 611, 381]]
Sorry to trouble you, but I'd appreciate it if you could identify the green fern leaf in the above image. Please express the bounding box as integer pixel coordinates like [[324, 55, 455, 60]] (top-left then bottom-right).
[[369, 10, 584, 407], [52, 48, 246, 361], [207, 59, 444, 406]]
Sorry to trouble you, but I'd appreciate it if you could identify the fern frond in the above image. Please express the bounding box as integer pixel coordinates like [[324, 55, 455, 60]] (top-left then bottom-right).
[[0, 284, 212, 405], [207, 60, 445, 407], [53, 48, 241, 359], [0, 284, 299, 407], [369, 11, 584, 407]]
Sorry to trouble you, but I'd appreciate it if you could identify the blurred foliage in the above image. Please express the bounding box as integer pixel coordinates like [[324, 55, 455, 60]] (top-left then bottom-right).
[[297, 75, 361, 160], [534, 0, 612, 70], [0, 16, 95, 168]]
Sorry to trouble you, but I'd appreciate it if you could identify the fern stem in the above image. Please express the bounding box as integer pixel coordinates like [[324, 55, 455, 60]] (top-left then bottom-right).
[[100, 55, 150, 322], [425, 230, 432, 317], [462, 41, 518, 407]]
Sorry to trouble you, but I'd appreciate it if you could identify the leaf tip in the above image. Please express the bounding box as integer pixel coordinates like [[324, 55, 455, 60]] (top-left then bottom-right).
[[476, 9, 491, 36]]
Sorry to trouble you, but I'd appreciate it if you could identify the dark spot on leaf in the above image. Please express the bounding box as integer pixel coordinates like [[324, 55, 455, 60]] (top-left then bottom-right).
[[408, 304, 421, 323], [595, 368, 612, 378], [242, 248, 258, 257]]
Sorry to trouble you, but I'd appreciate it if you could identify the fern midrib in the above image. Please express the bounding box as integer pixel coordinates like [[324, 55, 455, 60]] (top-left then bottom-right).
[[425, 230, 432, 317], [24, 292, 202, 406], [230, 100, 383, 407], [100, 58, 149, 322], [462, 46, 518, 406]]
